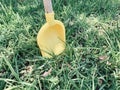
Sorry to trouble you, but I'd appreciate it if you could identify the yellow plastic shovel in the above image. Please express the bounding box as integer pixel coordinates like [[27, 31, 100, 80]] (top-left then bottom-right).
[[37, 0, 66, 58]]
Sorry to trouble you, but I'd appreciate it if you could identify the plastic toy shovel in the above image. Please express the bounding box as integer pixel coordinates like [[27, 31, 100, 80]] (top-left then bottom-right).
[[37, 0, 66, 58]]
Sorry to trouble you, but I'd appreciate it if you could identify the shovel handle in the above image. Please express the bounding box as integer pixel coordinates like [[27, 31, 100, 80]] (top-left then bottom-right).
[[43, 0, 53, 13]]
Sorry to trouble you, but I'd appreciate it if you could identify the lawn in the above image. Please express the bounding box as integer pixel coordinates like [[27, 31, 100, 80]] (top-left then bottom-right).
[[0, 0, 120, 90]]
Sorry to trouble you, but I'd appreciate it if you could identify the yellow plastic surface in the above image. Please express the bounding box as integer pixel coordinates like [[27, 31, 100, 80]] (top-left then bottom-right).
[[37, 13, 65, 58]]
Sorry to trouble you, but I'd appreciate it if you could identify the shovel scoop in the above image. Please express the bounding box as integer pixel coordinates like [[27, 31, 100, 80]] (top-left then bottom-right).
[[37, 0, 66, 58]]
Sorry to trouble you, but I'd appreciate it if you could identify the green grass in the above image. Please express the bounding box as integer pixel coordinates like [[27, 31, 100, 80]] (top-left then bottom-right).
[[0, 0, 120, 90]]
